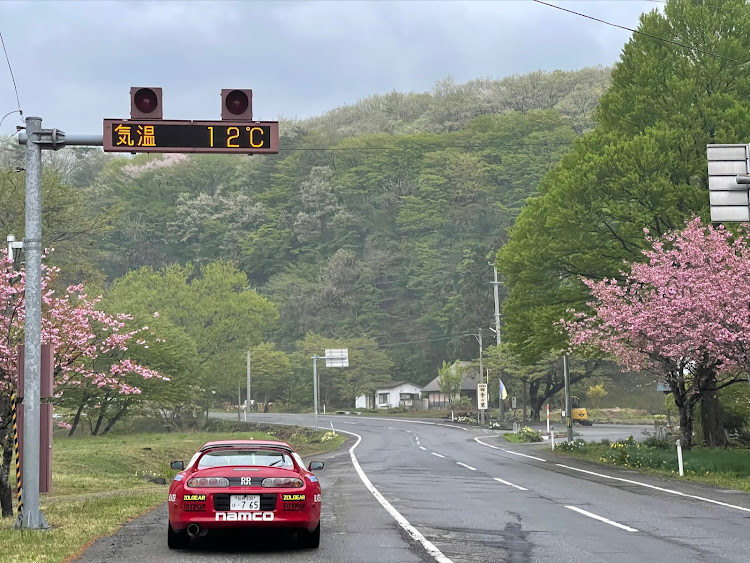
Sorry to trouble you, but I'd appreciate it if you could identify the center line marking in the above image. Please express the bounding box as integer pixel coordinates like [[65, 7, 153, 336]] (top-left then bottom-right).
[[494, 478, 527, 491], [456, 462, 476, 471], [431, 452, 445, 458], [419, 446, 427, 450], [566, 506, 638, 532]]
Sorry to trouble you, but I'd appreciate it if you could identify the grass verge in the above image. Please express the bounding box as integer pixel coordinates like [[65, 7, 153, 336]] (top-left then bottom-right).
[[0, 426, 346, 562], [554, 437, 750, 493]]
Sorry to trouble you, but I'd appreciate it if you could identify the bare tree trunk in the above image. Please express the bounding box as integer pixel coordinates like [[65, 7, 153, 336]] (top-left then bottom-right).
[[69, 402, 86, 437], [677, 402, 695, 450], [0, 428, 13, 517], [700, 377, 728, 447], [100, 403, 129, 436]]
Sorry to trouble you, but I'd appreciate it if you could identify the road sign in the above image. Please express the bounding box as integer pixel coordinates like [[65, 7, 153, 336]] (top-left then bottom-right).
[[477, 383, 488, 410], [103, 119, 279, 154], [707, 144, 750, 222], [325, 349, 349, 368]]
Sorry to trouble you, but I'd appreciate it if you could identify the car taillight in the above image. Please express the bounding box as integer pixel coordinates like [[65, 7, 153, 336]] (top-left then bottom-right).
[[186, 477, 229, 488], [261, 477, 303, 488]]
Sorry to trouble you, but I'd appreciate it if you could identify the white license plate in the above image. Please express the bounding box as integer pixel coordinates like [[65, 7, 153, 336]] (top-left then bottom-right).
[[230, 495, 260, 510]]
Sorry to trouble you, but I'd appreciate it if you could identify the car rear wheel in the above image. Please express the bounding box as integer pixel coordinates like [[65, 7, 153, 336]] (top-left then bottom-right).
[[168, 523, 189, 549], [299, 522, 320, 548]]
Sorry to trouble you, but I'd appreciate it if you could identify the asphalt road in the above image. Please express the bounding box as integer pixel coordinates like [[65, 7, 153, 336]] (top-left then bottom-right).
[[76, 413, 750, 562]]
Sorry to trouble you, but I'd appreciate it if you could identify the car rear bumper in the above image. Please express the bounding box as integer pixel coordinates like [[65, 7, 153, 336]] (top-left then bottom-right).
[[171, 512, 319, 532]]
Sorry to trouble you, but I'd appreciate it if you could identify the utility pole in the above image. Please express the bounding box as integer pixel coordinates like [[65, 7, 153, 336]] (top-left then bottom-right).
[[564, 354, 573, 442], [490, 264, 501, 346], [246, 350, 251, 422]]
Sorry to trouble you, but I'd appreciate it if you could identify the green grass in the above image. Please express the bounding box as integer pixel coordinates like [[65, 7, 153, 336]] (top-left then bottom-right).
[[587, 408, 668, 425], [0, 427, 346, 562], [555, 438, 750, 492], [502, 433, 529, 443]]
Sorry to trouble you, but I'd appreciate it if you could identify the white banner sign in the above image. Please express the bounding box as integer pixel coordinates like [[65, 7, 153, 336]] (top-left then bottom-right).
[[477, 383, 488, 410]]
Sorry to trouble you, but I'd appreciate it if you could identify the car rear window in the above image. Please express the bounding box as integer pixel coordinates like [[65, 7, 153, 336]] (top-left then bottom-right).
[[197, 449, 294, 469]]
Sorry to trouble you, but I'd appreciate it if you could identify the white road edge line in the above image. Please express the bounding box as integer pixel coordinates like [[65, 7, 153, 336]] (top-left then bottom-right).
[[339, 430, 454, 563], [456, 462, 477, 471], [474, 436, 547, 462], [566, 505, 638, 533], [493, 478, 527, 491], [419, 446, 427, 451], [502, 449, 547, 462], [431, 452, 446, 458], [556, 464, 750, 514]]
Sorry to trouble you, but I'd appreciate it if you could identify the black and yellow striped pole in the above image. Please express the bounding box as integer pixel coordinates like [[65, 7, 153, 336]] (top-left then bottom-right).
[[11, 391, 22, 519]]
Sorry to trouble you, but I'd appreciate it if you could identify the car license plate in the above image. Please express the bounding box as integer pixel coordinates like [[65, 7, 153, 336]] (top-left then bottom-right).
[[230, 495, 260, 510]]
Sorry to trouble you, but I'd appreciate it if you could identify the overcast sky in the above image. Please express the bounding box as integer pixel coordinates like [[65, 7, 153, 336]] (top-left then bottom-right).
[[0, 0, 658, 136]]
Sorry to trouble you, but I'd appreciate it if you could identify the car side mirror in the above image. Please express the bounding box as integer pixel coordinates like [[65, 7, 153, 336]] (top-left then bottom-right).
[[170, 460, 185, 471], [308, 461, 324, 471]]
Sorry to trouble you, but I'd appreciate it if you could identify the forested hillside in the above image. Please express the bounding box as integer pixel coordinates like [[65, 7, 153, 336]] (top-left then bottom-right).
[[0, 67, 609, 410]]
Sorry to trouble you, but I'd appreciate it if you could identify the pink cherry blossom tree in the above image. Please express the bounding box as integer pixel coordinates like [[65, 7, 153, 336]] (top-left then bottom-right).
[[0, 251, 164, 517], [564, 218, 750, 449]]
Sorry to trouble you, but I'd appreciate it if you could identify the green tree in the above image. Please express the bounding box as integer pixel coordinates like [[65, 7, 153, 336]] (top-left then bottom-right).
[[437, 361, 464, 405], [587, 383, 608, 409], [498, 0, 750, 362]]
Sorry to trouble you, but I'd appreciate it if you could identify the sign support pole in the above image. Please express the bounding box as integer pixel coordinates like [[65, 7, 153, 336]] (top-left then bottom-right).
[[16, 116, 48, 530], [312, 356, 319, 431], [564, 355, 573, 442]]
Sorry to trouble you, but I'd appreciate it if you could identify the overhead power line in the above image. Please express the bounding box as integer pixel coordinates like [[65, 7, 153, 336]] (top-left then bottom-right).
[[0, 31, 23, 124], [532, 0, 747, 64]]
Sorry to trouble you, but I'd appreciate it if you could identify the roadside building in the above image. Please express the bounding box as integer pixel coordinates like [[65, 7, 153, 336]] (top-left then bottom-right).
[[422, 361, 481, 409], [355, 381, 423, 409]]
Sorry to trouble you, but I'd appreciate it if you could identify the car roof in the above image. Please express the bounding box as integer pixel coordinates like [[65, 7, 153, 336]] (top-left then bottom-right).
[[199, 440, 295, 454]]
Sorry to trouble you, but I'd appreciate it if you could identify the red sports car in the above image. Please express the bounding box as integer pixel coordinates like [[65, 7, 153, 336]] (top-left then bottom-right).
[[167, 439, 324, 549]]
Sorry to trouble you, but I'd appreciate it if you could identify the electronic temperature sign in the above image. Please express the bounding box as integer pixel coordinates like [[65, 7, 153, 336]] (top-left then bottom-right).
[[103, 119, 279, 154]]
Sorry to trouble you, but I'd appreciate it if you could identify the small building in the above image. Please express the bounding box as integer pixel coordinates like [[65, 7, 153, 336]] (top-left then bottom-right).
[[355, 381, 423, 409], [422, 362, 481, 409]]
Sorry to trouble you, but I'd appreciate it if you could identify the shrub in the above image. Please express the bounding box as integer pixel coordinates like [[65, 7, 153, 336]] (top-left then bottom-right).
[[519, 426, 542, 442]]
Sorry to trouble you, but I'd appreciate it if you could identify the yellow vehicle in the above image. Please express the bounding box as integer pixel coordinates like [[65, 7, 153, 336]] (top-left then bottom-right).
[[561, 396, 593, 426]]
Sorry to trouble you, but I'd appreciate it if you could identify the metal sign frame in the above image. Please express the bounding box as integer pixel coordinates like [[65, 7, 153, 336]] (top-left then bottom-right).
[[707, 144, 750, 222]]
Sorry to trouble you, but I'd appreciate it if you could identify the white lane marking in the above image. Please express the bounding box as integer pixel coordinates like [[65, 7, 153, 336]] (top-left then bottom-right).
[[431, 452, 446, 458], [456, 462, 476, 471], [419, 446, 427, 451], [556, 464, 750, 515], [494, 478, 528, 491], [339, 430, 453, 563], [566, 506, 638, 533], [387, 426, 396, 430]]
